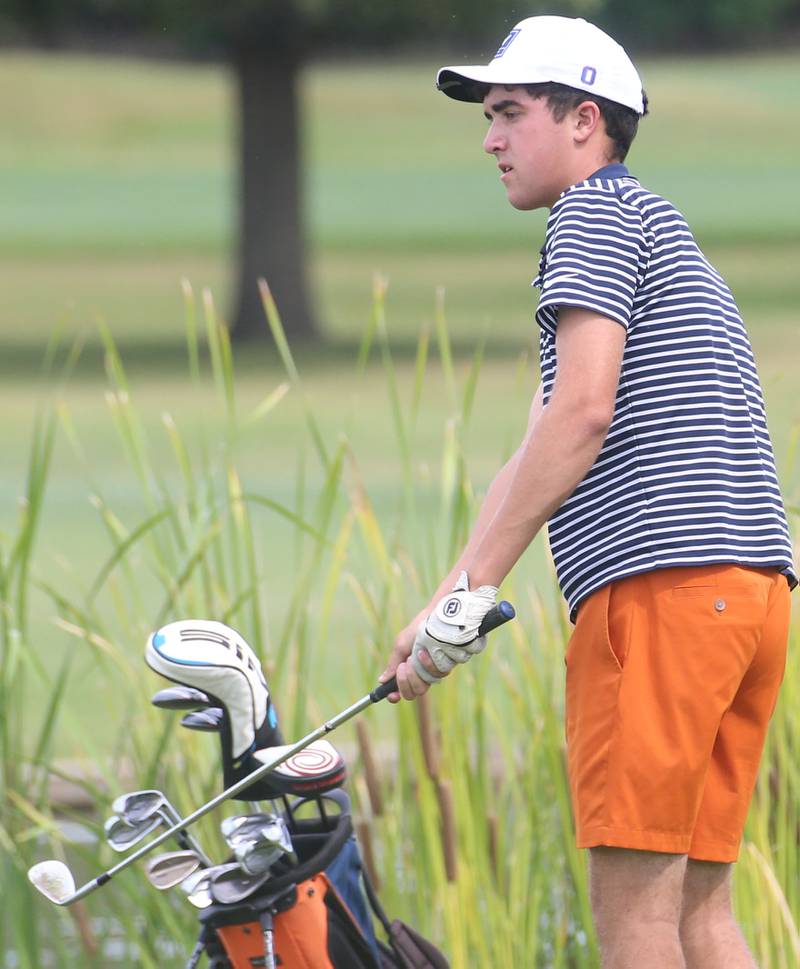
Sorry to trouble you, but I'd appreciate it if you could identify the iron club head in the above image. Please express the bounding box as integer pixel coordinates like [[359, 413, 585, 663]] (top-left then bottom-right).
[[180, 865, 237, 909], [104, 813, 162, 851], [112, 790, 173, 825], [111, 790, 213, 867], [209, 863, 275, 905]]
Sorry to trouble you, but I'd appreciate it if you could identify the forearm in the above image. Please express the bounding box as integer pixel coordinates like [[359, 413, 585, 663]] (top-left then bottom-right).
[[425, 450, 522, 606], [422, 383, 545, 606], [465, 399, 610, 588]]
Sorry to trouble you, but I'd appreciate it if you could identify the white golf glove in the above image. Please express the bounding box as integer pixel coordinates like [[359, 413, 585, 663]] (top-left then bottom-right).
[[411, 571, 498, 685]]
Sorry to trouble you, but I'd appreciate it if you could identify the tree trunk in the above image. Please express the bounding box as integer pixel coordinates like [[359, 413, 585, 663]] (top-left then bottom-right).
[[230, 46, 317, 342]]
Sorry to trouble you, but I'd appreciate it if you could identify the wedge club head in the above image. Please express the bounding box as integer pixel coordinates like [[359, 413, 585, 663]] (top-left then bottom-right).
[[28, 861, 76, 905], [145, 850, 202, 890]]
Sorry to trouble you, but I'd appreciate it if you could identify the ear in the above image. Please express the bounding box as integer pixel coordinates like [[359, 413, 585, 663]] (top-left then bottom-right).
[[572, 100, 602, 145]]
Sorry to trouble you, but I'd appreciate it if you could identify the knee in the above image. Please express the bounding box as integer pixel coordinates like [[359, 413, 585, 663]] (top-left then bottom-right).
[[679, 903, 738, 948], [680, 860, 736, 944], [594, 904, 681, 950]]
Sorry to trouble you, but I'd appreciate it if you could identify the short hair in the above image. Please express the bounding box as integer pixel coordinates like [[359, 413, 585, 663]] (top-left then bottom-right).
[[524, 82, 648, 162], [474, 80, 648, 161]]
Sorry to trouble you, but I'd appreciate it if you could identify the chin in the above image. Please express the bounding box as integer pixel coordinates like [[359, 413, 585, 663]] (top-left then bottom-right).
[[508, 194, 543, 212]]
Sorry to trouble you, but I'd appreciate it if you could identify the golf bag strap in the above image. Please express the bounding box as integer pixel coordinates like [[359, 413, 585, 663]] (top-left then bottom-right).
[[386, 922, 450, 969], [361, 864, 393, 935], [361, 866, 450, 969]]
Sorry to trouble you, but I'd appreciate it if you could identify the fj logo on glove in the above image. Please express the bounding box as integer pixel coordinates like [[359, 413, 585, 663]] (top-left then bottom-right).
[[443, 598, 462, 618]]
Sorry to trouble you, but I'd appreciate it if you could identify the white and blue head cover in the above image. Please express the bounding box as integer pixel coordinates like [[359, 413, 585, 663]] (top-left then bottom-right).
[[146, 619, 275, 761]]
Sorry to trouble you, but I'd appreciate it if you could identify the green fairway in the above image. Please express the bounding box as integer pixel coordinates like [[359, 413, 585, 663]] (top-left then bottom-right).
[[0, 50, 799, 349]]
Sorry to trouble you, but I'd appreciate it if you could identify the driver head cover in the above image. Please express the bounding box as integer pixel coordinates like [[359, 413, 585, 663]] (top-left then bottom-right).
[[146, 620, 278, 761]]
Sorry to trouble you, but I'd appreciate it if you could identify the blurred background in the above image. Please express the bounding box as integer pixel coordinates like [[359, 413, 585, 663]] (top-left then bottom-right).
[[1, 0, 799, 965]]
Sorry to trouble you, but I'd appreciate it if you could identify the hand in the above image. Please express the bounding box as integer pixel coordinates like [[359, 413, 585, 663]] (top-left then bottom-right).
[[379, 613, 445, 703], [411, 571, 497, 685]]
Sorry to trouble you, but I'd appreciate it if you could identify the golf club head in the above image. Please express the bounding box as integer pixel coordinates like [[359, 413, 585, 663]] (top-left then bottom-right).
[[112, 790, 171, 825], [104, 813, 162, 852], [151, 685, 212, 711], [181, 708, 224, 732], [220, 812, 280, 847], [209, 862, 274, 906], [235, 841, 292, 877], [145, 850, 201, 890], [28, 861, 76, 904], [222, 815, 294, 875], [181, 868, 214, 909]]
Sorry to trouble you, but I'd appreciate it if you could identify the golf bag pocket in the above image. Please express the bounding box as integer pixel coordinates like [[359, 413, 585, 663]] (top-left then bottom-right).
[[213, 872, 379, 969]]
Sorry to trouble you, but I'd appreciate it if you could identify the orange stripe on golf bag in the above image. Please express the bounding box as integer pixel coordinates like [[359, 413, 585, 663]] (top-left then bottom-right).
[[215, 874, 336, 969]]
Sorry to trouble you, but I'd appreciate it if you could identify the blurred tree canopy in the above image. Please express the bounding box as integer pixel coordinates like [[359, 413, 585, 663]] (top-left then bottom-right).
[[1, 0, 797, 342]]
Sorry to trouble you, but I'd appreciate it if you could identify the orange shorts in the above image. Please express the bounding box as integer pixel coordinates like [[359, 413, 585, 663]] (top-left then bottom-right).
[[565, 564, 791, 862]]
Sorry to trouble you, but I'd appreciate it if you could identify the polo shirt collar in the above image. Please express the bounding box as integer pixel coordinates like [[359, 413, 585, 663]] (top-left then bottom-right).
[[586, 163, 630, 181]]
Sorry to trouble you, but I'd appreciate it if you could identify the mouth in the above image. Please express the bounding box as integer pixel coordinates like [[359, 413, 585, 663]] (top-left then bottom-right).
[[498, 163, 513, 181]]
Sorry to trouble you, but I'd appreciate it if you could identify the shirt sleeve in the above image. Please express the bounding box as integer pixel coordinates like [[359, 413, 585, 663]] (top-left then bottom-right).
[[534, 189, 646, 336]]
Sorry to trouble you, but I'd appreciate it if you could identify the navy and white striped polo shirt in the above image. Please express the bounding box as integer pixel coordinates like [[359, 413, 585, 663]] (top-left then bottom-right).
[[533, 163, 797, 621]]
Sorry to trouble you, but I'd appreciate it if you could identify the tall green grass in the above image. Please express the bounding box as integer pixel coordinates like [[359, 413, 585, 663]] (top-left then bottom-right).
[[3, 287, 798, 966]]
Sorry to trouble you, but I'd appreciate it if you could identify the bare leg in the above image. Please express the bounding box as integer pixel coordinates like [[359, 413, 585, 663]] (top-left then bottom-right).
[[589, 847, 687, 969], [680, 860, 758, 969]]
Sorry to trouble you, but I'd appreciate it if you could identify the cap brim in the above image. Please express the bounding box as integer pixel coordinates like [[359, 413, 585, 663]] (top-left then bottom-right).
[[436, 67, 495, 102], [437, 65, 556, 102]]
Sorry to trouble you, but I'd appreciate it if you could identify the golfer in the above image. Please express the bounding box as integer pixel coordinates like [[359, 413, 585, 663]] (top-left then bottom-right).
[[380, 15, 796, 969]]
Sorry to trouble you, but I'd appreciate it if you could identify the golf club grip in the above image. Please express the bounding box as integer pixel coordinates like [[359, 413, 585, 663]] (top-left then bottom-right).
[[370, 599, 515, 702]]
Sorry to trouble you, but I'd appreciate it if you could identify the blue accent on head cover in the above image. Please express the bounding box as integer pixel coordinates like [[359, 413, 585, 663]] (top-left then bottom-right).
[[268, 706, 278, 729], [150, 629, 224, 666]]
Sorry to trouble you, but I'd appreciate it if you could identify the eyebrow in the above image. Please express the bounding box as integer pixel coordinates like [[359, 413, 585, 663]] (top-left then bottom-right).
[[483, 98, 525, 120]]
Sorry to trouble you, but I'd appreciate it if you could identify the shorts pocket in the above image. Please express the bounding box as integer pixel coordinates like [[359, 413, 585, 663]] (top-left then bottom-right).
[[605, 582, 632, 672], [672, 585, 716, 600]]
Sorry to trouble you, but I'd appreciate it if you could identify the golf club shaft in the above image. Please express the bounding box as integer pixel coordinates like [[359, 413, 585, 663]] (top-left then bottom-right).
[[52, 601, 514, 904], [165, 810, 213, 868]]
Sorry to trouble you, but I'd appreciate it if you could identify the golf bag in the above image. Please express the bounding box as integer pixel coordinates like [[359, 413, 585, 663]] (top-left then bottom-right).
[[146, 620, 449, 968], [198, 791, 448, 969]]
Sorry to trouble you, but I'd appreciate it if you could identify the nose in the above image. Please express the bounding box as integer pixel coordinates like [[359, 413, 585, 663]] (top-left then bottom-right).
[[483, 120, 505, 155]]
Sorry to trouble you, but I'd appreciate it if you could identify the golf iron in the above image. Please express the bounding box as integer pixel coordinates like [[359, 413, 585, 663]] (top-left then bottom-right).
[[27, 600, 515, 906], [112, 789, 213, 867], [145, 850, 203, 891]]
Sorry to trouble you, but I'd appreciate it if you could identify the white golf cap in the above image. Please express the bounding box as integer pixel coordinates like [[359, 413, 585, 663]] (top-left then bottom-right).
[[437, 16, 645, 115]]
